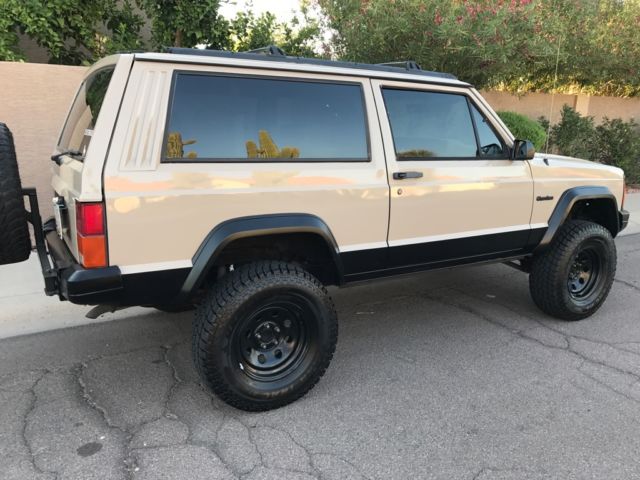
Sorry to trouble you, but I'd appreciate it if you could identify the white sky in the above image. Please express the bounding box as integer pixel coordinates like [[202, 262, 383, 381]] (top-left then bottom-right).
[[219, 0, 302, 21]]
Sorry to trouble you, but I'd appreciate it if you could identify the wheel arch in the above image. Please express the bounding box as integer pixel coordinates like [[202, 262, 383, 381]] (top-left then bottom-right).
[[179, 214, 344, 299], [536, 186, 621, 252]]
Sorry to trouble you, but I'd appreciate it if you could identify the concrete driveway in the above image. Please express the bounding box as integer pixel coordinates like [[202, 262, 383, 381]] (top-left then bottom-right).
[[1, 232, 639, 480]]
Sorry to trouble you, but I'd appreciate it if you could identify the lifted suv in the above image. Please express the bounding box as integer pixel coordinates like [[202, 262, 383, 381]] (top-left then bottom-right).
[[0, 47, 629, 411]]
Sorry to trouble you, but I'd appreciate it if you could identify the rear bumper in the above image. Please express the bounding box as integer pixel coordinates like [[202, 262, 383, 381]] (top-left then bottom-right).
[[44, 225, 124, 304], [619, 209, 630, 232]]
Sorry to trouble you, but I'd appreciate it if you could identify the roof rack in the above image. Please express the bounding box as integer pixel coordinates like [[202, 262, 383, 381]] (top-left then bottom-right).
[[377, 61, 422, 71], [161, 47, 461, 82], [246, 45, 286, 57]]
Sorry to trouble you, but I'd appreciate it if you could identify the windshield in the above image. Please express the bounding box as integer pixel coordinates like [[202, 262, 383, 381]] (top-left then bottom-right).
[[57, 66, 115, 156]]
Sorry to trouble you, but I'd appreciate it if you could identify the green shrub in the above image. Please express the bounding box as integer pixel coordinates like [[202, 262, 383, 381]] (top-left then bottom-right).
[[549, 105, 596, 160], [497, 111, 547, 151], [546, 106, 640, 184], [593, 118, 640, 184]]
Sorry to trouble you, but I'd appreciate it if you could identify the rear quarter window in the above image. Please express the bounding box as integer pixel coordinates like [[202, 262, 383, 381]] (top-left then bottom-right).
[[58, 67, 115, 155], [163, 73, 370, 162]]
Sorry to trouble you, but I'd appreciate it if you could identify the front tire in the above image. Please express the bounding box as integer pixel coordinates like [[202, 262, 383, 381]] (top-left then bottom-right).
[[529, 220, 616, 321], [193, 261, 338, 411]]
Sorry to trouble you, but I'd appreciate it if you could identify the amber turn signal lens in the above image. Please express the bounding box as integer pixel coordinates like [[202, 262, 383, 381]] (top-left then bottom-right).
[[77, 234, 107, 268]]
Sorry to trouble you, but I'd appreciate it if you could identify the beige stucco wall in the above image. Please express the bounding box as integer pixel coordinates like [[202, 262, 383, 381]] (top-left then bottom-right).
[[0, 61, 638, 219], [480, 90, 579, 125], [0, 62, 86, 217], [481, 90, 640, 124]]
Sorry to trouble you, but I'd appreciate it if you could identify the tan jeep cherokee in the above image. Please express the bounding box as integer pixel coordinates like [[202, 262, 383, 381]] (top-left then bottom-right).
[[0, 47, 630, 411]]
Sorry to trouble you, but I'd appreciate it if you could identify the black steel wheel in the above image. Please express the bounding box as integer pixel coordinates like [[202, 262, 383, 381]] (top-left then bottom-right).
[[193, 261, 338, 411], [530, 220, 616, 321], [567, 244, 605, 303]]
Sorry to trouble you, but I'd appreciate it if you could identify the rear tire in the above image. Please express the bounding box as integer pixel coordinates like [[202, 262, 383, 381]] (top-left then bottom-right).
[[193, 260, 338, 411], [529, 220, 616, 321], [0, 123, 31, 266]]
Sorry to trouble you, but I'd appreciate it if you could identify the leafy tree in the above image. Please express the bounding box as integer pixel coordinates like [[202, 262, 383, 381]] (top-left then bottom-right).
[[0, 0, 144, 64], [138, 0, 231, 49], [228, 6, 320, 57], [0, 0, 321, 64], [315, 0, 640, 96]]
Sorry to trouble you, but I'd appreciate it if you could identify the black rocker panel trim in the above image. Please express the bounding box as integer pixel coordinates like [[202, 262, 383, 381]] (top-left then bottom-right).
[[341, 227, 546, 282], [179, 214, 344, 299], [536, 186, 619, 251]]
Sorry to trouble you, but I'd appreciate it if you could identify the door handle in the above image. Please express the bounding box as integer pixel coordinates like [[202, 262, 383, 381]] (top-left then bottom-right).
[[393, 171, 423, 180]]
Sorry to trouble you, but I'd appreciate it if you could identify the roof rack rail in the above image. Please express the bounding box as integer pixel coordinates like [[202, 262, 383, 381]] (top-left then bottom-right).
[[246, 45, 286, 57], [377, 61, 422, 71], [157, 47, 462, 83]]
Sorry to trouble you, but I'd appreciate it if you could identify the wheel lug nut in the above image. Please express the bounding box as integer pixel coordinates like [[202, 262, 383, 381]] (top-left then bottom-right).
[[274, 326, 280, 333], [255, 333, 262, 340], [261, 343, 267, 349]]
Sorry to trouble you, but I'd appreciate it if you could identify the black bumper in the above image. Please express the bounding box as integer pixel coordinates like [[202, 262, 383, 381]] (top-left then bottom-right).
[[619, 209, 630, 232], [44, 227, 124, 304]]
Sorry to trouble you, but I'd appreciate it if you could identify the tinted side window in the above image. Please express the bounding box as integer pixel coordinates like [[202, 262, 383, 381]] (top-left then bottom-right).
[[164, 74, 369, 161], [471, 104, 506, 158], [382, 89, 477, 159]]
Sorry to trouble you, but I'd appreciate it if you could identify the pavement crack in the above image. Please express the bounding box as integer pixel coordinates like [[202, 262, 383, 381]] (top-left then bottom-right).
[[427, 289, 640, 389], [75, 363, 136, 479], [614, 278, 640, 293], [161, 343, 184, 420], [577, 364, 640, 406], [21, 370, 58, 480]]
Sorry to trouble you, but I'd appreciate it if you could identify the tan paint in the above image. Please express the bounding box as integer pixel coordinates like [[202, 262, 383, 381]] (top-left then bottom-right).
[[371, 79, 535, 243], [48, 53, 625, 271], [51, 55, 134, 258], [528, 154, 624, 225], [103, 61, 390, 268]]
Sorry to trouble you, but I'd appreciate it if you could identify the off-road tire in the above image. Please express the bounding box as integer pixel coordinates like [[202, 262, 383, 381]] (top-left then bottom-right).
[[529, 220, 616, 321], [0, 123, 30, 266], [193, 260, 338, 411]]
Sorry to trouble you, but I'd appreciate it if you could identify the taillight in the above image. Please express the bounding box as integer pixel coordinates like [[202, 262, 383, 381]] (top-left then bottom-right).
[[76, 202, 107, 268]]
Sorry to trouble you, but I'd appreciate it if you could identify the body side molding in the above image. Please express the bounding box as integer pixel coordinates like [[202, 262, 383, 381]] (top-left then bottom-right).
[[536, 186, 619, 251], [179, 214, 344, 299]]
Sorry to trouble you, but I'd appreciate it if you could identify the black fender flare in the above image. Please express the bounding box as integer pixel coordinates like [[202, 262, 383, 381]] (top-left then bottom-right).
[[535, 186, 620, 252], [178, 213, 344, 299]]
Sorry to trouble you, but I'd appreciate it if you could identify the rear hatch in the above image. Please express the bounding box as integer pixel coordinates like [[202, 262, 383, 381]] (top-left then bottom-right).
[[51, 55, 131, 267]]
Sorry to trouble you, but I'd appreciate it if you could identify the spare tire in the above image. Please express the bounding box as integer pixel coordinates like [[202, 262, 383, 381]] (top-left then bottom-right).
[[0, 123, 31, 265]]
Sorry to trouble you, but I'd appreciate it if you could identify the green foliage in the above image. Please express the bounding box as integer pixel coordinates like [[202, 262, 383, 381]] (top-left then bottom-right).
[[497, 111, 547, 151], [1, 0, 321, 64], [228, 7, 321, 57], [547, 106, 640, 183], [0, 0, 145, 64], [316, 0, 640, 97], [138, 0, 230, 49], [592, 118, 640, 184], [550, 106, 595, 160]]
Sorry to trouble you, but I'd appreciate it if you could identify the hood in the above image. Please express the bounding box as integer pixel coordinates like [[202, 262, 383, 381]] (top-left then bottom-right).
[[532, 153, 624, 177]]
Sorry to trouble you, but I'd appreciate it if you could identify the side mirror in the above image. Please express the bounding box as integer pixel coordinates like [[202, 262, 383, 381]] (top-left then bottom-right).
[[513, 139, 535, 160]]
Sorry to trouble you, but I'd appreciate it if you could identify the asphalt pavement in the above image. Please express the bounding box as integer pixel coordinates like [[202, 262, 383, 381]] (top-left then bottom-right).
[[1, 232, 639, 480]]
